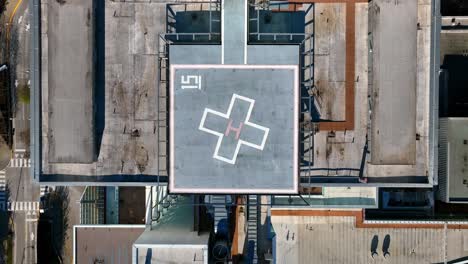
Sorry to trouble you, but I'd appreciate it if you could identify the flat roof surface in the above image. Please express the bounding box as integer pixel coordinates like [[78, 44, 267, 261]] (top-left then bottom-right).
[[74, 225, 144, 264], [170, 65, 299, 193], [370, 0, 417, 165], [41, 0, 165, 180], [133, 197, 209, 263], [47, 0, 94, 163], [272, 213, 468, 264], [135, 197, 209, 246], [306, 0, 431, 180], [445, 118, 468, 200]]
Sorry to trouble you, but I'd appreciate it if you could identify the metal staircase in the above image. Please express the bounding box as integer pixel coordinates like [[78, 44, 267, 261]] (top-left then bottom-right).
[[157, 38, 169, 177], [210, 0, 221, 41], [211, 195, 228, 234], [80, 186, 106, 224], [247, 195, 259, 263]]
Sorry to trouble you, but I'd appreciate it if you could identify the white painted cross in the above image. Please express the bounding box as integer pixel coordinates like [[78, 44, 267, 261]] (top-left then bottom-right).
[[198, 93, 269, 164]]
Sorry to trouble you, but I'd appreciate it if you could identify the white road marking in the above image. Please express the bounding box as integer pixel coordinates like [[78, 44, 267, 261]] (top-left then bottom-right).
[[221, 0, 224, 64], [9, 150, 30, 168], [8, 201, 39, 212], [0, 170, 5, 211], [244, 0, 247, 64]]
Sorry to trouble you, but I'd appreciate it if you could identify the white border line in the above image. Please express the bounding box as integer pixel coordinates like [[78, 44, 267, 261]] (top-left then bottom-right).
[[133, 244, 208, 249], [169, 64, 299, 194], [221, 0, 225, 64], [244, 0, 248, 64]]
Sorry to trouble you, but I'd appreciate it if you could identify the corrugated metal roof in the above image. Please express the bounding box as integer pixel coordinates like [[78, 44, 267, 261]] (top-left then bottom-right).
[[272, 215, 468, 264]]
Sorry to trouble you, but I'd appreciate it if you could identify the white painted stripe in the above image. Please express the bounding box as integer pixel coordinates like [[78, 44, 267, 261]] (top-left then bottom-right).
[[15, 148, 26, 152], [221, 0, 225, 64], [244, 0, 247, 64], [9, 158, 31, 168], [7, 201, 40, 211], [75, 224, 146, 229]]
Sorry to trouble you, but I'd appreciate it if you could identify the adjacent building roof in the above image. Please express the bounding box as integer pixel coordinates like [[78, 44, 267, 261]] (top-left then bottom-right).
[[370, 0, 417, 165], [271, 210, 468, 264], [38, 0, 166, 184], [46, 0, 95, 164], [74, 225, 145, 264], [133, 196, 210, 263], [439, 118, 468, 202]]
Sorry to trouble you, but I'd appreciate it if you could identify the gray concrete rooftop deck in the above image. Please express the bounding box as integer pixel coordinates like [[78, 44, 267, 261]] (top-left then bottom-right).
[[370, 0, 417, 165], [74, 225, 145, 264], [170, 65, 298, 193], [41, 0, 165, 178], [47, 0, 95, 163], [38, 0, 434, 184], [301, 0, 431, 180], [444, 118, 468, 200]]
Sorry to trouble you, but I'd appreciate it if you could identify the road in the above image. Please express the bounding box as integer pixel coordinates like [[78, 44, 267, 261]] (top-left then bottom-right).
[[10, 0, 30, 151], [2, 0, 38, 263], [7, 166, 39, 264]]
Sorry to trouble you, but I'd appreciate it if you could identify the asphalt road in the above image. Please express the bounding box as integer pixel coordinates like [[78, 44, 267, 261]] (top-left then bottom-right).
[[5, 0, 38, 263], [11, 0, 30, 151], [7, 166, 39, 264]]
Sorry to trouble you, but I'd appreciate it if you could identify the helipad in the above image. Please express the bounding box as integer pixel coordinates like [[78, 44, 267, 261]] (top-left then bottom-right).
[[170, 64, 299, 193]]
